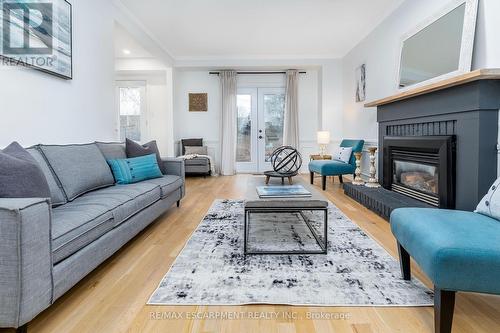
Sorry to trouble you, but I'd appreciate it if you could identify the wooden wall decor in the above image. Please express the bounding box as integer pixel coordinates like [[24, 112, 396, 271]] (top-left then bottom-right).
[[189, 93, 208, 112]]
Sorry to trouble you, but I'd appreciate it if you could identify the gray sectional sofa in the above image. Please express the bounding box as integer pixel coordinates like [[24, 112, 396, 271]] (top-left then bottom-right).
[[0, 142, 185, 332]]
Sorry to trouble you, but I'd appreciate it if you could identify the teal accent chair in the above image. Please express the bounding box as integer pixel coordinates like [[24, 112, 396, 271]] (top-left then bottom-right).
[[391, 208, 500, 333], [309, 139, 364, 190]]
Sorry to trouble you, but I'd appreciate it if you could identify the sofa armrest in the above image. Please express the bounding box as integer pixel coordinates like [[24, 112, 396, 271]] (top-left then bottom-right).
[[162, 158, 186, 197], [0, 198, 53, 328]]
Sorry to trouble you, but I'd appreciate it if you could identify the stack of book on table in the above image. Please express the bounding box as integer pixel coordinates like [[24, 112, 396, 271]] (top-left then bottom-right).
[[256, 185, 312, 198]]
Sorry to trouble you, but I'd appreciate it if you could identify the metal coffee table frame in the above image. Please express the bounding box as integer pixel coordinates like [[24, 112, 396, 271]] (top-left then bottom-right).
[[244, 206, 328, 255]]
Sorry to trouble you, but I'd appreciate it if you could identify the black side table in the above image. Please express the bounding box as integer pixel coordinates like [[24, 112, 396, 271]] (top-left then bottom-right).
[[264, 170, 298, 185]]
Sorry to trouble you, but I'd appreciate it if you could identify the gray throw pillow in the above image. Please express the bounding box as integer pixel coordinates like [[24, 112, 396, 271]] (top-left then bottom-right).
[[184, 146, 208, 155], [126, 139, 166, 174], [475, 177, 500, 221], [0, 142, 51, 199], [96, 141, 126, 160], [27, 147, 67, 206]]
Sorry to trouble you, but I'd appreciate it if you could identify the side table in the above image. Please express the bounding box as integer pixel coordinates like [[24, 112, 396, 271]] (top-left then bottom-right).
[[310, 154, 332, 161]]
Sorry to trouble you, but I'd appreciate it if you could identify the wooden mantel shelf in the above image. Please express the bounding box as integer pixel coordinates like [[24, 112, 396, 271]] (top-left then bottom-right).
[[364, 68, 500, 108]]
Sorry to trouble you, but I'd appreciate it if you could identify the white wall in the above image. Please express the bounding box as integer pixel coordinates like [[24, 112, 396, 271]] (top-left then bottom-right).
[[473, 0, 500, 68], [340, 0, 500, 177], [0, 0, 116, 147], [173, 69, 323, 171], [319, 60, 344, 142]]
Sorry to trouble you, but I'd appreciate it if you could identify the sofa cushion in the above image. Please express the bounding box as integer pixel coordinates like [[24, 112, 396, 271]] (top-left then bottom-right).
[[77, 182, 161, 227], [96, 142, 126, 160], [107, 154, 163, 184], [39, 144, 115, 201], [51, 182, 162, 263], [184, 157, 210, 166], [309, 160, 355, 175], [126, 139, 166, 174], [391, 208, 500, 294], [0, 142, 50, 199], [52, 202, 114, 264], [142, 175, 183, 198], [27, 147, 67, 206]]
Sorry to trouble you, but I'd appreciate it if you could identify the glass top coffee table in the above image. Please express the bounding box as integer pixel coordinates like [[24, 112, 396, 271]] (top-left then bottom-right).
[[244, 176, 329, 255]]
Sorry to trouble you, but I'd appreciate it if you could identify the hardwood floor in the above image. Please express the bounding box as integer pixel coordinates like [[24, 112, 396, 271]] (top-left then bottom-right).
[[8, 175, 500, 333]]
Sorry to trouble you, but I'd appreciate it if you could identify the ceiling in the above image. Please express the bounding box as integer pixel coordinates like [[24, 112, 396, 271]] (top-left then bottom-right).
[[114, 23, 154, 59], [119, 0, 404, 60]]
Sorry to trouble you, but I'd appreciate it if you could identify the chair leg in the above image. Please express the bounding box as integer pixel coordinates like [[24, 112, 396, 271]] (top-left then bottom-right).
[[397, 242, 411, 280], [434, 288, 456, 333], [176, 200, 180, 208], [281, 177, 285, 185], [310, 172, 314, 184], [16, 324, 27, 333], [288, 176, 293, 185], [339, 175, 343, 184], [265, 176, 270, 185], [322, 176, 327, 191]]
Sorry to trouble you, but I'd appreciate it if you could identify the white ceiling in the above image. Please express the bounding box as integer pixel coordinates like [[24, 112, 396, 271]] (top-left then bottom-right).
[[119, 0, 404, 60], [114, 23, 154, 59]]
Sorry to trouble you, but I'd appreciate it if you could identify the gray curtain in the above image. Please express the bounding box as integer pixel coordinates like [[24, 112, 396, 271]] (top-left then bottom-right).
[[283, 69, 299, 148], [219, 70, 238, 175]]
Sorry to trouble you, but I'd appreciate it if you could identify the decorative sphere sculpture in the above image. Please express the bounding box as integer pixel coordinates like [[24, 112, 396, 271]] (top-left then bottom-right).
[[271, 146, 303, 175]]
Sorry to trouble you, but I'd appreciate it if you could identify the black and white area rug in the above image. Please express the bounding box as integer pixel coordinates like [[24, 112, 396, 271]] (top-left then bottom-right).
[[148, 200, 433, 306]]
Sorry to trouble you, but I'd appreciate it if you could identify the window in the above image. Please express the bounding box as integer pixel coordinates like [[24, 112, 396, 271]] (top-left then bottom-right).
[[116, 82, 146, 142]]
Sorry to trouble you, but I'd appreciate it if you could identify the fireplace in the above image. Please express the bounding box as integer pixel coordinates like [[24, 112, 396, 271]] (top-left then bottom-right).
[[344, 75, 500, 218], [383, 136, 456, 208]]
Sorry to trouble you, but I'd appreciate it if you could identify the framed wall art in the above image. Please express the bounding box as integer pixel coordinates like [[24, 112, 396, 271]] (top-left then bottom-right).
[[0, 0, 73, 79]]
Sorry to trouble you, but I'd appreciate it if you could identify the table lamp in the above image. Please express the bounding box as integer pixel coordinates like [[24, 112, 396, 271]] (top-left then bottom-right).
[[317, 131, 330, 157]]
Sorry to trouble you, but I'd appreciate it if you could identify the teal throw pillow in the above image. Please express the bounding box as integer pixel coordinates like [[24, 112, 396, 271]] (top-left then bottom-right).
[[107, 154, 162, 184]]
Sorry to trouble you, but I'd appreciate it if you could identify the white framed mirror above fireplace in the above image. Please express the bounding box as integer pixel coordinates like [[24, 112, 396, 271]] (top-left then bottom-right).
[[396, 0, 478, 91]]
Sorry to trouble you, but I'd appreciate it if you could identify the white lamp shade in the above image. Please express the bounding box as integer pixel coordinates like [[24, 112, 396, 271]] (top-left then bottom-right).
[[317, 131, 331, 145]]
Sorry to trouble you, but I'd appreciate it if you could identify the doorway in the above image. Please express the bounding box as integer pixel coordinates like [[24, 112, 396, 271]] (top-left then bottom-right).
[[236, 87, 286, 173]]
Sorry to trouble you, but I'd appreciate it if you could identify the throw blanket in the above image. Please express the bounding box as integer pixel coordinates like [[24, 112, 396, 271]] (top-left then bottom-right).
[[178, 154, 217, 176]]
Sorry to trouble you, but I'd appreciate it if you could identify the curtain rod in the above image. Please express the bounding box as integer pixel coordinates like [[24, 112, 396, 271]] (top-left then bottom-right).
[[209, 71, 307, 75]]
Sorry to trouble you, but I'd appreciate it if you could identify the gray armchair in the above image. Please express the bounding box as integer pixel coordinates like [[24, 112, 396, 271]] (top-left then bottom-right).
[[180, 138, 211, 177]]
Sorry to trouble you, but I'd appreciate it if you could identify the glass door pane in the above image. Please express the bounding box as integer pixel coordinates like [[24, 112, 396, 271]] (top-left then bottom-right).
[[236, 94, 252, 162], [235, 88, 258, 173], [116, 81, 146, 142], [258, 88, 285, 172], [263, 93, 285, 162], [119, 87, 142, 141]]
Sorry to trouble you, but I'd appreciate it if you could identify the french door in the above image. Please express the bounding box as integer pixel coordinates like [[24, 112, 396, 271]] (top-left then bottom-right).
[[236, 87, 286, 173]]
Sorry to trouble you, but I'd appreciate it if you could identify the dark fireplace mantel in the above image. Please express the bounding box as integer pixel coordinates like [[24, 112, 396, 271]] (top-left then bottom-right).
[[376, 79, 500, 211]]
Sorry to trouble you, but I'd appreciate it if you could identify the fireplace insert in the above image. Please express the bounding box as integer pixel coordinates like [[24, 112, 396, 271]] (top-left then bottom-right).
[[383, 136, 456, 208]]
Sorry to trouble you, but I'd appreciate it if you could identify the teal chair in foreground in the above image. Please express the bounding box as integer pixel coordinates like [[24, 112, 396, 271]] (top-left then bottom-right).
[[309, 139, 364, 190], [391, 208, 500, 333]]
